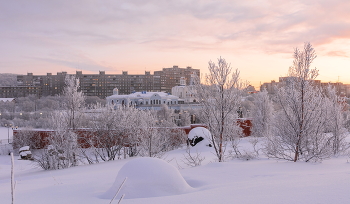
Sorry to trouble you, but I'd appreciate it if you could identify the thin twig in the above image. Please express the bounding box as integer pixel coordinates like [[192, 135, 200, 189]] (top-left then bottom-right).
[[117, 194, 125, 204], [11, 152, 15, 204], [109, 177, 127, 204]]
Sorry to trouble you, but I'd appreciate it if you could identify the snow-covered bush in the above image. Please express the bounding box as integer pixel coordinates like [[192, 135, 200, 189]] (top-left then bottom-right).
[[182, 147, 205, 167], [12, 128, 38, 149], [34, 130, 78, 170]]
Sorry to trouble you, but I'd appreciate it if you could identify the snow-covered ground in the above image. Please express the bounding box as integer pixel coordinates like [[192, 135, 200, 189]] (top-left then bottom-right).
[[0, 127, 13, 144], [0, 137, 350, 204]]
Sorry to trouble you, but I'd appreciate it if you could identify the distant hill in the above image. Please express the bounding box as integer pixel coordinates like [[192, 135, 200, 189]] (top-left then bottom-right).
[[0, 73, 17, 86]]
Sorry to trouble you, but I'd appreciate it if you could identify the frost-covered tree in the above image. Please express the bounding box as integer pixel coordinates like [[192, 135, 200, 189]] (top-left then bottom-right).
[[179, 111, 191, 127], [0, 73, 17, 86], [12, 127, 38, 149], [36, 96, 62, 112], [324, 86, 348, 155], [265, 42, 336, 162], [34, 76, 85, 169], [251, 89, 274, 137], [87, 105, 130, 162], [85, 96, 106, 108], [62, 75, 85, 130], [157, 104, 174, 122], [35, 111, 79, 170], [138, 110, 166, 158], [194, 57, 244, 162]]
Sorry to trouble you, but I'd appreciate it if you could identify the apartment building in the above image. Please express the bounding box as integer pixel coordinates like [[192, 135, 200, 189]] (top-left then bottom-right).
[[14, 66, 200, 98], [0, 86, 41, 98], [260, 77, 350, 97], [154, 66, 198, 93]]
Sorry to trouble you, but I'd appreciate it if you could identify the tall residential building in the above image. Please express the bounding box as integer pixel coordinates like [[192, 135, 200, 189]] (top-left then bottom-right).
[[154, 66, 199, 93], [13, 66, 200, 98]]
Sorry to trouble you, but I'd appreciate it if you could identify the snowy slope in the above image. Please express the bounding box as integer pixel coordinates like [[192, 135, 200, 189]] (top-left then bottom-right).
[[0, 137, 349, 204]]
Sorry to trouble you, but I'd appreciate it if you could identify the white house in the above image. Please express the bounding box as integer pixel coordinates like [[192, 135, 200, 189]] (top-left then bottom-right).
[[106, 88, 180, 109], [171, 77, 197, 103]]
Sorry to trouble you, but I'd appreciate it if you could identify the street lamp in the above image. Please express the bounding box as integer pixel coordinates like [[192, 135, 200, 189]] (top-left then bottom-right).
[[190, 114, 196, 124], [5, 124, 13, 144], [178, 112, 182, 126], [12, 126, 18, 144]]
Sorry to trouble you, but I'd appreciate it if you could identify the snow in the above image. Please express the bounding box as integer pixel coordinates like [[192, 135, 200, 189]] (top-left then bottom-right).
[[19, 146, 30, 152], [0, 127, 13, 142], [188, 127, 211, 141], [0, 137, 350, 204], [188, 127, 212, 148], [102, 157, 193, 199], [19, 151, 31, 157], [0, 98, 14, 102]]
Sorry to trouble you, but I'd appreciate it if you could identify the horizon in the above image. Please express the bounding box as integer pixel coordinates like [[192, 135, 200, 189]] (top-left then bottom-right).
[[1, 1, 350, 88]]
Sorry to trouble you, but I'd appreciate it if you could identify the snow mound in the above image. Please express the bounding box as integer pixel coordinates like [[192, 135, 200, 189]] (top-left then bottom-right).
[[19, 146, 30, 152], [188, 127, 212, 148], [102, 157, 193, 199]]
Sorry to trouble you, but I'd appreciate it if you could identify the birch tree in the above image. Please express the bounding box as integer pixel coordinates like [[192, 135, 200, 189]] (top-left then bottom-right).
[[324, 86, 347, 155], [195, 57, 244, 162], [34, 75, 84, 169], [63, 75, 85, 130], [265, 42, 335, 162]]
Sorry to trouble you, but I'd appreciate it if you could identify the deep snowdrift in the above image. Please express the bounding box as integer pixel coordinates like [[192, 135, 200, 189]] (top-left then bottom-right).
[[102, 157, 193, 199]]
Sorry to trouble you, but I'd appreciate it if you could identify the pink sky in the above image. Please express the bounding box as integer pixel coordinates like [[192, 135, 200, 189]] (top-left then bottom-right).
[[1, 0, 350, 88]]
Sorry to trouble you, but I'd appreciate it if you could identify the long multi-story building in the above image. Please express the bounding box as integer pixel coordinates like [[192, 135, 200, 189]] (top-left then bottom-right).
[[12, 66, 200, 98], [0, 86, 41, 98], [260, 77, 350, 97]]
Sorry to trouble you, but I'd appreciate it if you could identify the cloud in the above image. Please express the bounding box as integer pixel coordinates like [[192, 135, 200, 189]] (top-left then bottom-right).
[[326, 51, 349, 58], [1, 0, 350, 76]]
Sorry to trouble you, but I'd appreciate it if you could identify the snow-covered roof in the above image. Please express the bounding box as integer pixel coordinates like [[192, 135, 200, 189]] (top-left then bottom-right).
[[0, 98, 15, 102], [107, 91, 179, 100]]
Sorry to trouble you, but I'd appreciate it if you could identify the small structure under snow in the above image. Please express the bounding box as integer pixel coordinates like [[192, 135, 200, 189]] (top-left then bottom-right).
[[102, 157, 193, 199], [188, 127, 212, 148], [19, 146, 32, 160]]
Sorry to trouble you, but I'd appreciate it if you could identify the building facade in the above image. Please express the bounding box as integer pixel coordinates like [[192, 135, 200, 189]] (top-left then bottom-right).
[[14, 66, 200, 98], [154, 66, 198, 93], [260, 77, 350, 97], [171, 77, 197, 103], [0, 86, 41, 98], [106, 89, 181, 110]]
